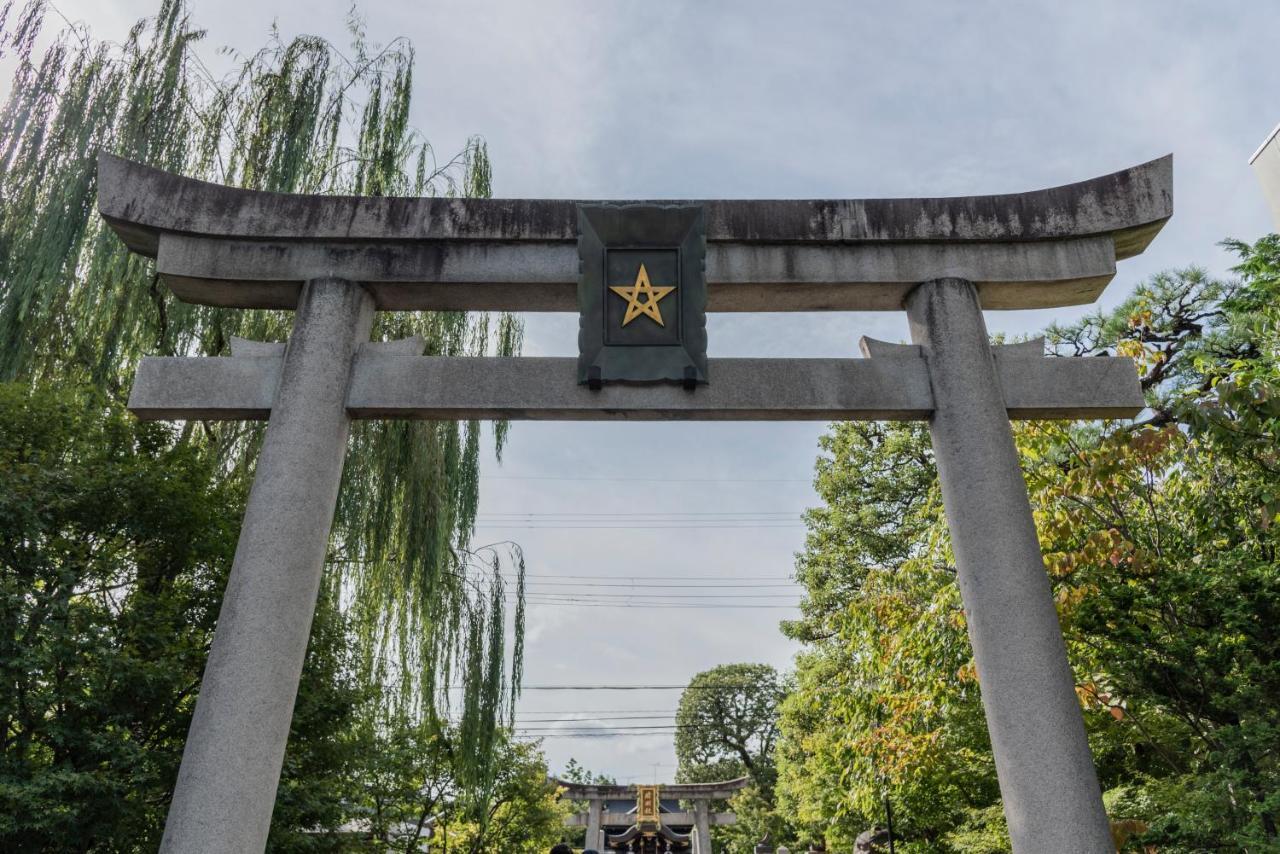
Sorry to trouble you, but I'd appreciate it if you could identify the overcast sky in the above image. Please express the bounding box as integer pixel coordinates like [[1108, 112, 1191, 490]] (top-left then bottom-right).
[[40, 0, 1280, 783]]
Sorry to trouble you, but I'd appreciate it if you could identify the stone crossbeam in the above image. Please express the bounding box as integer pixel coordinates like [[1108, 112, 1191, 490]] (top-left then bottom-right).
[[152, 232, 1118, 311], [99, 153, 1172, 312], [127, 344, 1144, 422]]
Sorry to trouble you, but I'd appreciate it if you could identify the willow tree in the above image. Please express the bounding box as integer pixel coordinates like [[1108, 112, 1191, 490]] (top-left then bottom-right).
[[0, 0, 523, 784]]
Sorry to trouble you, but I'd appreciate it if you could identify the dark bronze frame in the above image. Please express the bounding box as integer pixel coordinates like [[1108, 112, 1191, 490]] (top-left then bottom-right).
[[576, 204, 707, 387]]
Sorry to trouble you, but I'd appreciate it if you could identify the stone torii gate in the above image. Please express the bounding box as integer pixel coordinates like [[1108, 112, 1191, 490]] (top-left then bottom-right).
[[554, 777, 749, 853], [98, 153, 1172, 854]]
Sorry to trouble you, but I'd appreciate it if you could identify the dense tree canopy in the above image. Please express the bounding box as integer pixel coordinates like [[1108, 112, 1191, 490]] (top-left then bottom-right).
[[0, 380, 564, 852], [0, 0, 524, 792], [0, 383, 360, 848], [675, 664, 794, 852], [0, 1, 549, 849], [676, 663, 784, 791], [777, 237, 1280, 852]]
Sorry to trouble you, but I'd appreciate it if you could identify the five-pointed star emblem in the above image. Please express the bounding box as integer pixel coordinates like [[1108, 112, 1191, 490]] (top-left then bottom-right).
[[608, 263, 676, 327]]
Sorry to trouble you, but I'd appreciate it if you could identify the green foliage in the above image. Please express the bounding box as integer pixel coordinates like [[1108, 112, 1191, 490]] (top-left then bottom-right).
[[780, 238, 1280, 851], [0, 382, 364, 849], [436, 735, 569, 854], [269, 601, 376, 851], [553, 758, 614, 849], [776, 423, 995, 850], [940, 805, 1007, 854], [343, 711, 459, 849], [719, 784, 800, 854], [0, 382, 235, 848], [0, 380, 563, 850], [0, 0, 524, 791], [676, 663, 793, 851], [676, 663, 784, 791], [559, 757, 616, 786], [303, 715, 566, 854]]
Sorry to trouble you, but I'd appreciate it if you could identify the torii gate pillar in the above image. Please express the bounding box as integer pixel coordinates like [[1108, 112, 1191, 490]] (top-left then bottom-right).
[[906, 278, 1113, 851], [162, 278, 374, 852], [693, 799, 712, 853]]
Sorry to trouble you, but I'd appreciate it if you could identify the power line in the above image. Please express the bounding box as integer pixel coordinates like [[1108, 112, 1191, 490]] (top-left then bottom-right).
[[515, 709, 679, 716], [509, 591, 801, 599], [477, 511, 805, 518], [508, 601, 798, 609], [515, 597, 800, 602], [517, 732, 687, 739], [516, 725, 714, 733], [475, 523, 804, 530], [520, 581, 799, 588], [517, 573, 795, 580], [517, 714, 676, 721], [515, 600, 796, 605], [482, 475, 809, 484], [515, 715, 678, 723], [505, 685, 757, 691], [516, 592, 797, 599]]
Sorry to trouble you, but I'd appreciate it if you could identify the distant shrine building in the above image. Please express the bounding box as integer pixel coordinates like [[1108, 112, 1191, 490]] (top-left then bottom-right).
[[554, 777, 747, 853]]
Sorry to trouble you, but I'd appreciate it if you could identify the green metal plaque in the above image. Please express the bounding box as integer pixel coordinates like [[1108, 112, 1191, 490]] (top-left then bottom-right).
[[577, 204, 707, 388]]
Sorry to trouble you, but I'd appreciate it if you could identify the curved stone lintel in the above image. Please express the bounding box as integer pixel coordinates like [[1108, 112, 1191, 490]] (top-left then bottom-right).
[[98, 153, 1171, 311], [100, 153, 1171, 254]]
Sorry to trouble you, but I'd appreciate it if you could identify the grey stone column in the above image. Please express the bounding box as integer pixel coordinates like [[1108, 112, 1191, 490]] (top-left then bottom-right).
[[693, 799, 712, 854], [586, 798, 602, 850], [160, 278, 375, 853], [905, 278, 1113, 852]]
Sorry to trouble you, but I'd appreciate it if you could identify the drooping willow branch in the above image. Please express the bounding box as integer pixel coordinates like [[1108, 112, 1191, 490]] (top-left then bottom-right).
[[0, 0, 524, 794]]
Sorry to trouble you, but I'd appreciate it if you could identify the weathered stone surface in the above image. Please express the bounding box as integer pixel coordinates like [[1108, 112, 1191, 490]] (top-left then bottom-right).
[[100, 153, 1171, 250], [127, 350, 1143, 422], [99, 153, 1172, 311], [906, 278, 1115, 853], [152, 231, 1118, 311], [159, 279, 374, 854]]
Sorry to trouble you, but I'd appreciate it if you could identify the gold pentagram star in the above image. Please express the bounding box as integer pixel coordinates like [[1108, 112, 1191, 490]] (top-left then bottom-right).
[[608, 263, 676, 327]]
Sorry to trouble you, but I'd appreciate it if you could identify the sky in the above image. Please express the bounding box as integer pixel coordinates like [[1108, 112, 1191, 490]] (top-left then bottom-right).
[[28, 0, 1280, 783]]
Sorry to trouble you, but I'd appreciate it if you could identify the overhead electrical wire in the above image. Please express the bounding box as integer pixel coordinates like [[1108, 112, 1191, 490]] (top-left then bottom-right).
[[513, 716, 678, 724], [480, 475, 810, 484], [518, 733, 712, 738], [516, 726, 738, 733], [515, 573, 795, 580], [519, 581, 799, 588], [476, 511, 806, 518], [513, 709, 679, 717], [514, 601, 800, 607], [492, 684, 759, 690], [514, 595, 799, 601], [475, 523, 804, 530]]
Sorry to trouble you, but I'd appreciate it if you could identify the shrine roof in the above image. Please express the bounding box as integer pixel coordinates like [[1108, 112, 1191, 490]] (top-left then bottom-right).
[[549, 776, 751, 801]]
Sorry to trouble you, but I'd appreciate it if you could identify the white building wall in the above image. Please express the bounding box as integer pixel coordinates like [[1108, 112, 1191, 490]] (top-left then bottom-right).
[[1251, 123, 1280, 231]]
